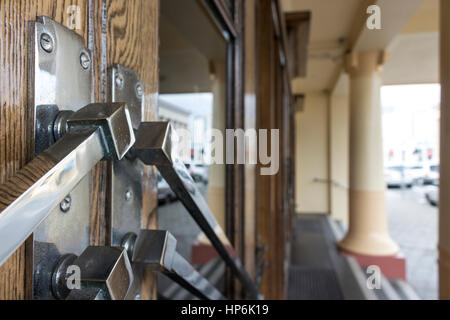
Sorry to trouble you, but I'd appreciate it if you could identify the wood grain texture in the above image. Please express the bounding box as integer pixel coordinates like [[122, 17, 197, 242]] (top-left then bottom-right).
[[0, 0, 159, 299], [103, 0, 159, 300], [255, 0, 275, 299], [0, 154, 58, 300], [229, 0, 246, 299], [254, 0, 294, 300], [0, 156, 59, 212], [88, 0, 108, 247], [0, 0, 89, 299], [243, 0, 257, 283]]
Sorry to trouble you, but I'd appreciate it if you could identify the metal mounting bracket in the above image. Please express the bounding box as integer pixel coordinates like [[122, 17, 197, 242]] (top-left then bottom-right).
[[108, 64, 145, 299], [30, 17, 93, 300]]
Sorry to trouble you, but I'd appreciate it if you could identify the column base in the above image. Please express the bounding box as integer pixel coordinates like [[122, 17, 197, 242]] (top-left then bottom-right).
[[338, 231, 400, 257], [340, 249, 406, 281]]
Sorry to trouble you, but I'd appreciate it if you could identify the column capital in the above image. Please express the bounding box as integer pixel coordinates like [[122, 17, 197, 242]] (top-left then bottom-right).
[[344, 51, 387, 76]]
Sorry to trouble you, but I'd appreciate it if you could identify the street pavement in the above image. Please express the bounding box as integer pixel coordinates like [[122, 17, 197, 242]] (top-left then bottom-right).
[[386, 186, 438, 300], [157, 182, 439, 299]]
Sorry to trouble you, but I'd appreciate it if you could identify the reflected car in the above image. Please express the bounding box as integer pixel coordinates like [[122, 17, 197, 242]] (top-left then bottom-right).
[[384, 166, 414, 188], [425, 181, 438, 207], [191, 164, 209, 184], [405, 165, 426, 185], [185, 164, 209, 184], [423, 164, 439, 185], [176, 167, 196, 195], [157, 173, 176, 203]]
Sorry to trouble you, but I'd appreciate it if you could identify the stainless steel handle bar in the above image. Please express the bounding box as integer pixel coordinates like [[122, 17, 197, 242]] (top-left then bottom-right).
[[132, 230, 226, 300], [0, 103, 134, 266], [132, 122, 259, 299]]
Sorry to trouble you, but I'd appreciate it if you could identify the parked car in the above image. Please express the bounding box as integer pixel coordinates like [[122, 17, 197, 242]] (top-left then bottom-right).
[[425, 180, 439, 207], [384, 165, 414, 188], [405, 165, 427, 185], [423, 164, 439, 185], [157, 173, 176, 203], [185, 163, 209, 184], [176, 166, 197, 195], [191, 164, 209, 184]]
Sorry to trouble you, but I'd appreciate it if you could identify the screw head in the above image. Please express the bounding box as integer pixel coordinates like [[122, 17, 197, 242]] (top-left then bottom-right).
[[135, 83, 144, 99], [40, 33, 54, 53], [115, 73, 124, 89], [80, 51, 91, 70], [60, 195, 72, 213], [125, 190, 133, 201]]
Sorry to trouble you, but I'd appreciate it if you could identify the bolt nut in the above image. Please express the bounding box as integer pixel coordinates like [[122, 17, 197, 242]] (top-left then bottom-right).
[[53, 111, 75, 141], [40, 33, 54, 53], [51, 254, 78, 300], [80, 51, 91, 70], [60, 195, 72, 213]]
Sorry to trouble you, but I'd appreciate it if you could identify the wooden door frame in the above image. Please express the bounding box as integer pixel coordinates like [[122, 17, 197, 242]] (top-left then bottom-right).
[[201, 0, 246, 297], [0, 0, 160, 300], [204, 0, 295, 299], [254, 0, 294, 300]]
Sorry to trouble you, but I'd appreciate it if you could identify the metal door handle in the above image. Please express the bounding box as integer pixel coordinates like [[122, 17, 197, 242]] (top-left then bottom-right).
[[0, 103, 135, 266], [53, 246, 134, 300], [124, 230, 225, 300], [131, 122, 259, 299]]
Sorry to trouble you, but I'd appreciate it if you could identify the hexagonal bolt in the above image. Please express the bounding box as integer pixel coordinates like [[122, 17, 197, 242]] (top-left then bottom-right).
[[40, 33, 54, 53]]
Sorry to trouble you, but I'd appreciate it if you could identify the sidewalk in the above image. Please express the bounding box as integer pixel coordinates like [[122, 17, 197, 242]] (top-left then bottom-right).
[[386, 187, 438, 300]]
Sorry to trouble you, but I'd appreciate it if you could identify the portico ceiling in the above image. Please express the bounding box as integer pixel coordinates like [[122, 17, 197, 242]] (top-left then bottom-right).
[[282, 0, 437, 95], [282, 0, 363, 94]]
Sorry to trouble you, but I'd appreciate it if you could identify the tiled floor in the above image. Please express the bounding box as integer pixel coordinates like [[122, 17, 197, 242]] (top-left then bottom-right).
[[385, 187, 438, 300]]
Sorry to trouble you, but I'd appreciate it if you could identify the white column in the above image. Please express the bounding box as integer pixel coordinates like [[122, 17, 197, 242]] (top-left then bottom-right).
[[338, 51, 399, 256]]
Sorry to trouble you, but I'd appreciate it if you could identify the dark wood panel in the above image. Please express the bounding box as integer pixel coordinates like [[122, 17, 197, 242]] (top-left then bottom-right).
[[243, 0, 257, 283], [286, 12, 310, 78], [0, 0, 159, 300], [0, 0, 90, 300], [255, 0, 293, 300], [88, 0, 108, 247], [256, 0, 275, 299], [103, 0, 160, 300]]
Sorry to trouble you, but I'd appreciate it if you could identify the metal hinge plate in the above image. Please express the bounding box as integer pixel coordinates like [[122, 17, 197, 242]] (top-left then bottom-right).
[[30, 17, 93, 300], [109, 64, 145, 299]]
